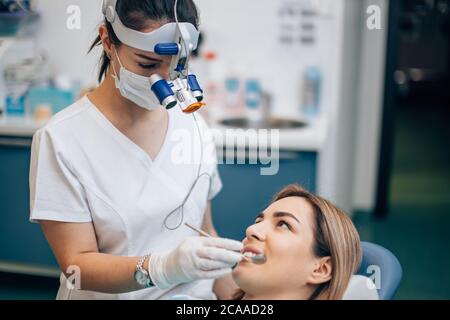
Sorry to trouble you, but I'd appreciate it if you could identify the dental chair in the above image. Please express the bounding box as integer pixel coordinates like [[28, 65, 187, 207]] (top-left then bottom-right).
[[355, 241, 403, 300]]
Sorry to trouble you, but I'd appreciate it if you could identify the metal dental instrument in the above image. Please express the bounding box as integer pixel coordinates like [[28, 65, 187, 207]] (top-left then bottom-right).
[[184, 222, 212, 238], [243, 252, 267, 265], [184, 223, 267, 265]]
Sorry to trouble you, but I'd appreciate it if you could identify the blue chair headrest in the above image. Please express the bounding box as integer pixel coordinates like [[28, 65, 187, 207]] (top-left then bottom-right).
[[357, 241, 402, 300]]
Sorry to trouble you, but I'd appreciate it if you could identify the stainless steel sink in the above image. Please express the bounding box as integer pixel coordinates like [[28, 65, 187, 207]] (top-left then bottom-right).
[[219, 117, 308, 129]]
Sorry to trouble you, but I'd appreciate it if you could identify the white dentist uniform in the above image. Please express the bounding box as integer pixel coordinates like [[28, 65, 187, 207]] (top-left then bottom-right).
[[29, 96, 222, 300]]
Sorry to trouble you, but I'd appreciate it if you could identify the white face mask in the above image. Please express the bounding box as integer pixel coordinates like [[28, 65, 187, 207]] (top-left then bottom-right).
[[111, 48, 162, 111]]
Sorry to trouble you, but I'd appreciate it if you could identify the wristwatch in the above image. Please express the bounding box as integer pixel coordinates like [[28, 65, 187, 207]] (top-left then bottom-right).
[[134, 254, 154, 288]]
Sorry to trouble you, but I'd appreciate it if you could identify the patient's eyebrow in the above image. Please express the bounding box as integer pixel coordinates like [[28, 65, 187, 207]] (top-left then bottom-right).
[[272, 211, 301, 224], [255, 211, 300, 224]]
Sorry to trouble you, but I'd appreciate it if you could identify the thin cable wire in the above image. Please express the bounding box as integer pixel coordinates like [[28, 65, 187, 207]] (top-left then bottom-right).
[[163, 0, 207, 230], [163, 113, 212, 230]]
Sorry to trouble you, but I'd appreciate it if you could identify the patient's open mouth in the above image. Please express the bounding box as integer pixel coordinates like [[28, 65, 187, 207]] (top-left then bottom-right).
[[241, 246, 267, 264], [242, 252, 259, 257], [242, 245, 263, 255]]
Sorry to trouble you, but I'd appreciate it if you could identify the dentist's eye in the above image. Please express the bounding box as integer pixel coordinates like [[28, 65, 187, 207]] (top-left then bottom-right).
[[277, 220, 291, 230], [138, 63, 159, 69]]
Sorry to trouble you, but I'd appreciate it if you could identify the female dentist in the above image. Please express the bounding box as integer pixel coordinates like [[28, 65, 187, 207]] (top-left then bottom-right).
[[29, 0, 243, 300]]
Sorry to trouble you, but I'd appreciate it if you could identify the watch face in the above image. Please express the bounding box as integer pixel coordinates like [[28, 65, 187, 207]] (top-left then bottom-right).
[[134, 270, 148, 286]]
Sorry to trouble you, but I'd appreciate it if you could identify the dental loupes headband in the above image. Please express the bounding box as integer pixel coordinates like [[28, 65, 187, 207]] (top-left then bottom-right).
[[102, 0, 200, 53]]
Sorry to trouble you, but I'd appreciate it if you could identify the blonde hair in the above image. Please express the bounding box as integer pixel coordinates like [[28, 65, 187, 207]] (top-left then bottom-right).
[[233, 184, 361, 300]]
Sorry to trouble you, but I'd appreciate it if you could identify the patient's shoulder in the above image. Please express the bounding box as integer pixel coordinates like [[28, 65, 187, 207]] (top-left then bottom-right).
[[342, 275, 380, 300]]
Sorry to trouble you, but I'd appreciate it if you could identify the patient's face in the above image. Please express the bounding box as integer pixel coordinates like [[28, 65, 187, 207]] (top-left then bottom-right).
[[232, 196, 320, 298]]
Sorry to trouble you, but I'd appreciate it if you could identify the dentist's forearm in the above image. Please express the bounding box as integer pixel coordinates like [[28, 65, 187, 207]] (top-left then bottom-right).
[[40, 221, 150, 294], [66, 253, 145, 294]]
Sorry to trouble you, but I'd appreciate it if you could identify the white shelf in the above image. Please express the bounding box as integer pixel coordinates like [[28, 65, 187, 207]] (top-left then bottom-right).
[[0, 115, 329, 152], [210, 116, 328, 152], [0, 116, 41, 137]]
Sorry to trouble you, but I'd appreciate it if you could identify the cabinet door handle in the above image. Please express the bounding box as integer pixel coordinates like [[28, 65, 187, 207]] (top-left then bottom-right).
[[245, 151, 300, 161], [0, 137, 32, 148]]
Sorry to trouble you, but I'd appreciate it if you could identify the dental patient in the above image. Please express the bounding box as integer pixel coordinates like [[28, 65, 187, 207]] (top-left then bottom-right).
[[232, 184, 365, 300]]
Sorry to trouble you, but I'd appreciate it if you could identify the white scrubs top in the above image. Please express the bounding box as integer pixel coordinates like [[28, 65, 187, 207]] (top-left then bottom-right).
[[29, 96, 223, 300]]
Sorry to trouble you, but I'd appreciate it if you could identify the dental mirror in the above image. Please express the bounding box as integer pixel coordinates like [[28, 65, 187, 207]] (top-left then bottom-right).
[[242, 252, 267, 265]]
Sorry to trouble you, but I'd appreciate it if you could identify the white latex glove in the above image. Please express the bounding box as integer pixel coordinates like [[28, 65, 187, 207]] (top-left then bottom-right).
[[148, 236, 243, 289]]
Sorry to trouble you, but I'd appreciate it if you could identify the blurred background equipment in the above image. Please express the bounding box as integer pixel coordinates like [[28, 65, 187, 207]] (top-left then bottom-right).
[[301, 66, 322, 120], [0, 0, 39, 37], [3, 54, 47, 117]]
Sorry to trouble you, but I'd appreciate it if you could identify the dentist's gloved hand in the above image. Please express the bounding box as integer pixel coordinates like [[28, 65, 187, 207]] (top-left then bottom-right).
[[148, 236, 243, 290]]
